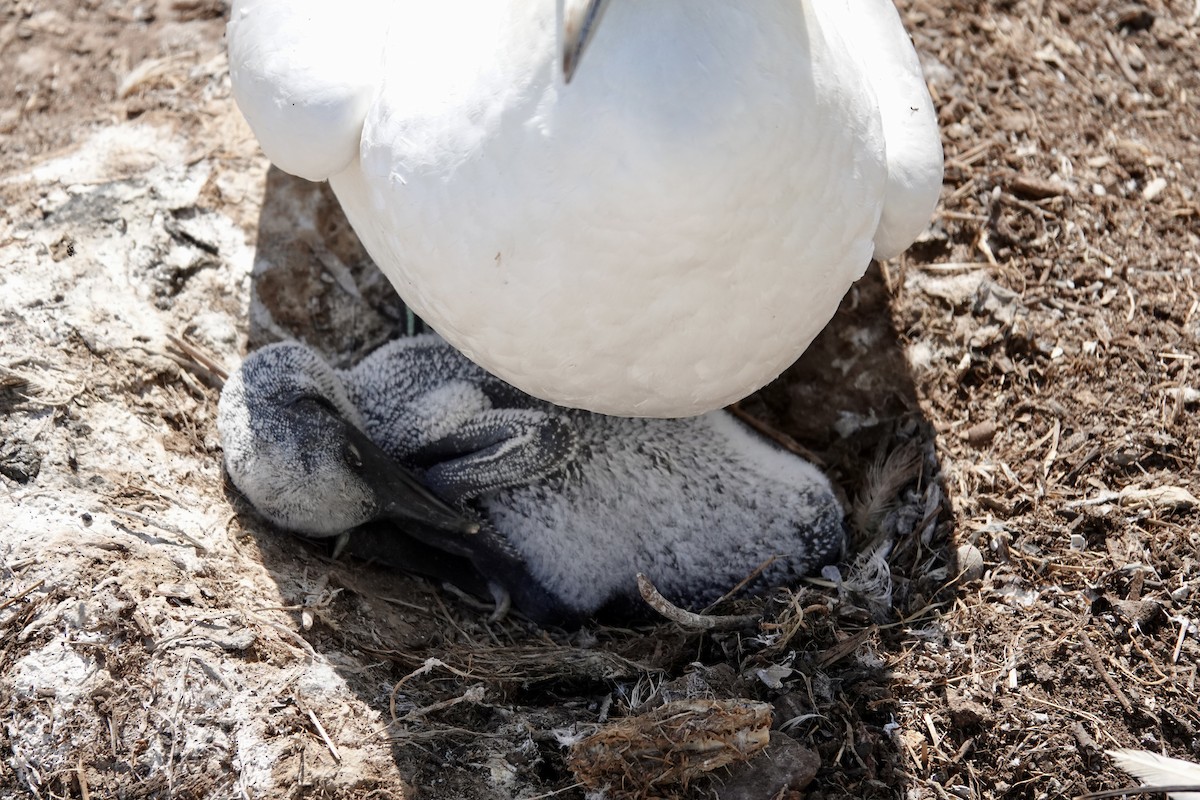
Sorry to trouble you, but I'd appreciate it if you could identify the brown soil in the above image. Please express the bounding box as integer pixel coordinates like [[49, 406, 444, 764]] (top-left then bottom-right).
[[2, 1, 1199, 798]]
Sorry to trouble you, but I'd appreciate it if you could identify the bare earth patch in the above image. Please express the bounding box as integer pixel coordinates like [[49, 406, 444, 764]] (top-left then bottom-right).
[[2, 1, 1198, 798]]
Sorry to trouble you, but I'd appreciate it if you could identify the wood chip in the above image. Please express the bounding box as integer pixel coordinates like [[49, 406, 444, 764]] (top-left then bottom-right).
[[1009, 175, 1069, 200]]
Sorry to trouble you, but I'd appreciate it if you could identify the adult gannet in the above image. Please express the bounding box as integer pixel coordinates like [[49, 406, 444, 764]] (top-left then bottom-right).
[[217, 335, 845, 621], [226, 0, 942, 416]]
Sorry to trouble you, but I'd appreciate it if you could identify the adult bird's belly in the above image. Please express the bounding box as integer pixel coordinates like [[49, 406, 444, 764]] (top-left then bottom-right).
[[330, 0, 888, 417]]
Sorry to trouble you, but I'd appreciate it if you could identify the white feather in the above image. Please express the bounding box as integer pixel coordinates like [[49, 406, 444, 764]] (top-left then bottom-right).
[[226, 0, 943, 417], [1109, 749, 1200, 799]]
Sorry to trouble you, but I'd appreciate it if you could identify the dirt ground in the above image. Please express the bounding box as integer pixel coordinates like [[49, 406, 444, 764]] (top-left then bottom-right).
[[2, 0, 1199, 798]]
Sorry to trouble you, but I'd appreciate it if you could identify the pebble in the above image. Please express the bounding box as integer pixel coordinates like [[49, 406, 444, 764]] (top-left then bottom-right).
[[955, 543, 985, 581], [717, 731, 820, 799], [1141, 177, 1168, 201], [965, 421, 997, 447]]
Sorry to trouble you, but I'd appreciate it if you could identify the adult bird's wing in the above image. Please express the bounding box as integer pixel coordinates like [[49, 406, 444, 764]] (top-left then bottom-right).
[[226, 0, 389, 181], [812, 0, 944, 261]]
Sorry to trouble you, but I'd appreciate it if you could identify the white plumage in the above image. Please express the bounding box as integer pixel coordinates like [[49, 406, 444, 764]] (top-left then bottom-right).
[[227, 0, 942, 416], [1109, 749, 1200, 799]]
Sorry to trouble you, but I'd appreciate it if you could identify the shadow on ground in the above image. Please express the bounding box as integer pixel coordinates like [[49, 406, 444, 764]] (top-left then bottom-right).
[[229, 166, 955, 799]]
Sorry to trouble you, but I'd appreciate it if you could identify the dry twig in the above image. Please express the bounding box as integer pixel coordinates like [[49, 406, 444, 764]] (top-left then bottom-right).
[[636, 574, 759, 631]]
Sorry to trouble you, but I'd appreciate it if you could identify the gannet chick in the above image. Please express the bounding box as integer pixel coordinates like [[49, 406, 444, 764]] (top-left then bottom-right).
[[218, 335, 845, 622]]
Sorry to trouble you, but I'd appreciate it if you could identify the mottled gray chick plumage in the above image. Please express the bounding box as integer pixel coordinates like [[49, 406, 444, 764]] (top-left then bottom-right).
[[219, 335, 846, 623]]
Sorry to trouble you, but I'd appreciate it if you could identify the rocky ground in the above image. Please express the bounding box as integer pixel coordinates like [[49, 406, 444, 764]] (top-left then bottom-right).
[[1, 1, 1198, 798]]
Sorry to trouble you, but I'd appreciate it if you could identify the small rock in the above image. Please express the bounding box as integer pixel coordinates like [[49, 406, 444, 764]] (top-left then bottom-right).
[[1141, 177, 1168, 201], [716, 731, 819, 800], [0, 436, 42, 484], [955, 544, 985, 582], [946, 690, 989, 731], [965, 421, 997, 447], [1112, 599, 1165, 632]]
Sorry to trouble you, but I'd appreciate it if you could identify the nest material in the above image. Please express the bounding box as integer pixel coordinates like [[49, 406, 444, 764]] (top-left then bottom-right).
[[567, 698, 772, 799]]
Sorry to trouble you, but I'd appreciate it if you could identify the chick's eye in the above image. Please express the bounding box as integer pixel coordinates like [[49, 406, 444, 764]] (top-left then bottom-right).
[[344, 441, 363, 469], [289, 393, 341, 415]]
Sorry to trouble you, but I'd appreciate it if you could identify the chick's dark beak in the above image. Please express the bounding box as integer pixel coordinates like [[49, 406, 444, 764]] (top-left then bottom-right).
[[339, 420, 480, 536]]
